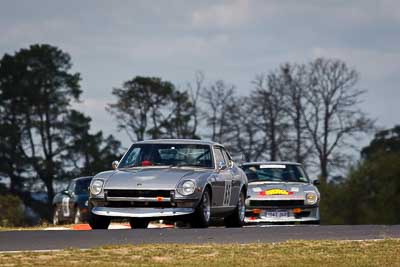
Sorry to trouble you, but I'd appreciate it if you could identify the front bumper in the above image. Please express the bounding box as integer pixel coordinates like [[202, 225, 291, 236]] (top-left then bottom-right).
[[92, 207, 195, 218], [245, 206, 319, 223]]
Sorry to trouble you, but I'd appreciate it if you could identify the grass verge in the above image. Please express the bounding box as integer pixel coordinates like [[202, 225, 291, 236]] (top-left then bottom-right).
[[1, 239, 399, 267]]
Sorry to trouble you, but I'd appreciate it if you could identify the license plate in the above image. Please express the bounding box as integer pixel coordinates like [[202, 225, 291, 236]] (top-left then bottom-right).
[[265, 211, 288, 218]]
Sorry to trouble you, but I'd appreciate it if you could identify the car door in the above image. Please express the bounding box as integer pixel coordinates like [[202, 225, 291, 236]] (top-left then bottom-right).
[[221, 148, 241, 206], [61, 181, 74, 220], [213, 147, 234, 208]]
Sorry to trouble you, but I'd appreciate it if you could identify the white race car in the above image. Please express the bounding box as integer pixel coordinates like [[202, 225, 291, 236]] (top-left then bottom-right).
[[241, 162, 320, 224]]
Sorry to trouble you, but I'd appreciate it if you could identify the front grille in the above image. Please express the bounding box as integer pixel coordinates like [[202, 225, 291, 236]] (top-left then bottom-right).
[[106, 201, 173, 208], [249, 200, 304, 207], [106, 190, 171, 198]]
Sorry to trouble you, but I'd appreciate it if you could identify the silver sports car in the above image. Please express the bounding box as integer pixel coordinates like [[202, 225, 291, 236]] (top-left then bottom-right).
[[241, 162, 320, 224], [88, 139, 248, 229]]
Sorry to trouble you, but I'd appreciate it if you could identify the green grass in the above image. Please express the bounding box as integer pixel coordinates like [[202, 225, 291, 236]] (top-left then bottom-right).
[[1, 239, 400, 266]]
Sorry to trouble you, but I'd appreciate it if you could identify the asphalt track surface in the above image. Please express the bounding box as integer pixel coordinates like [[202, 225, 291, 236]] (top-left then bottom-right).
[[1, 225, 400, 252]]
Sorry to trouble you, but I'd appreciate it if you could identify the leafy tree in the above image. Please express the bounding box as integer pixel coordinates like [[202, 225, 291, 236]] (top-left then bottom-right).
[[160, 90, 197, 139], [0, 44, 121, 220], [319, 126, 400, 225], [361, 125, 400, 160], [0, 194, 24, 227], [62, 110, 123, 177], [0, 44, 81, 215], [108, 76, 174, 141], [108, 76, 198, 141]]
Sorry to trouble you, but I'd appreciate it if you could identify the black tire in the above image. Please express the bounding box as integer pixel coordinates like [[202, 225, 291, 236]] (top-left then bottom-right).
[[129, 218, 150, 229], [53, 207, 60, 225], [190, 188, 211, 228], [89, 213, 111, 229], [224, 190, 245, 228]]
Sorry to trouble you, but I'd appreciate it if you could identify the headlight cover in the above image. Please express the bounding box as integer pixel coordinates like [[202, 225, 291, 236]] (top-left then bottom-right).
[[90, 179, 104, 195], [305, 192, 318, 205], [177, 180, 196, 196]]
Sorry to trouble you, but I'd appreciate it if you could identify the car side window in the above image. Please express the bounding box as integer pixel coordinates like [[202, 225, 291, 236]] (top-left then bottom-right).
[[214, 148, 226, 166], [67, 181, 75, 194], [295, 166, 310, 183], [221, 149, 232, 168]]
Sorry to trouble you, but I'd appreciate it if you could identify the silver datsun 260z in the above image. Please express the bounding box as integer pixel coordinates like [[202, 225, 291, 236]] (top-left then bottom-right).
[[88, 139, 248, 229], [241, 162, 320, 224]]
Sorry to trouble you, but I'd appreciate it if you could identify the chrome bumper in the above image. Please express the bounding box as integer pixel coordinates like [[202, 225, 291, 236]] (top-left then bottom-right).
[[245, 207, 320, 223], [92, 207, 195, 218], [245, 217, 319, 223]]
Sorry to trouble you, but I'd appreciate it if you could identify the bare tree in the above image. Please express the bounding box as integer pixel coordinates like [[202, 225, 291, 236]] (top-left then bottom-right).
[[280, 63, 313, 164], [252, 73, 289, 161], [186, 71, 205, 138], [302, 58, 374, 183], [201, 80, 235, 143], [224, 97, 266, 161]]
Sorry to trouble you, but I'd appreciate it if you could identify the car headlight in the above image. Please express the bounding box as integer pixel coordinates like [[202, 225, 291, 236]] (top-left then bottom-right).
[[305, 192, 318, 205], [90, 180, 104, 195], [177, 180, 196, 196]]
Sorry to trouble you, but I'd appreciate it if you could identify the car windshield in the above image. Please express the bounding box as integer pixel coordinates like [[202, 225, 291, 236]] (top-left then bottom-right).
[[75, 178, 92, 194], [118, 143, 214, 168], [242, 164, 309, 183]]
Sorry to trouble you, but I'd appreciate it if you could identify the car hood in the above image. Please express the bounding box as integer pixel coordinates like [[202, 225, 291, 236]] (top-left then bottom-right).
[[247, 181, 317, 199], [99, 167, 211, 190]]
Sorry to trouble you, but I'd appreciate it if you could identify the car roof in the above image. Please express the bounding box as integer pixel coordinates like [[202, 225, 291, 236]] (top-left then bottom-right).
[[133, 139, 223, 147], [241, 161, 302, 166]]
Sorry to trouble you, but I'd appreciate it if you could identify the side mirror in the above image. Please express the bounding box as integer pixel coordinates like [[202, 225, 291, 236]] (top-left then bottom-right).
[[313, 179, 320, 186], [112, 160, 119, 170], [218, 161, 227, 170]]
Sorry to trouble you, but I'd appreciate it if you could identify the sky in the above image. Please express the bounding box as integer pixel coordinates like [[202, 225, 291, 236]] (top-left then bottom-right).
[[1, 0, 399, 149]]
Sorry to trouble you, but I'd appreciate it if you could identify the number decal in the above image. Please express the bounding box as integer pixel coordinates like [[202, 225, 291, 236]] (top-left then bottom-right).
[[62, 197, 70, 217], [223, 180, 232, 206]]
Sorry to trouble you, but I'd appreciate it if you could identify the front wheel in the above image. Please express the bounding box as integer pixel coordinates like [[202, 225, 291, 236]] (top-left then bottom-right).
[[89, 213, 111, 229], [129, 218, 150, 229], [190, 189, 211, 228], [224, 190, 245, 227]]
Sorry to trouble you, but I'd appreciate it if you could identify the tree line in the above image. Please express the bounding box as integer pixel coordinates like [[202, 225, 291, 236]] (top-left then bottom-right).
[[108, 60, 373, 184], [1, 43, 394, 225]]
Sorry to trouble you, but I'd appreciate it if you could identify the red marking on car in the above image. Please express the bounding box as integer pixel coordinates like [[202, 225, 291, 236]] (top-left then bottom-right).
[[141, 160, 153, 166], [157, 196, 164, 202]]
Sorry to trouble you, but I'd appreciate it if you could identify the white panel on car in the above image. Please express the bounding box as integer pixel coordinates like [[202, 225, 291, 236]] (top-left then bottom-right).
[[260, 164, 286, 169]]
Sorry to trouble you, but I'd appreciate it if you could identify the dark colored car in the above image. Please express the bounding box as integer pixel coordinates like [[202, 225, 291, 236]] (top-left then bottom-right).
[[52, 176, 92, 224], [88, 139, 248, 229]]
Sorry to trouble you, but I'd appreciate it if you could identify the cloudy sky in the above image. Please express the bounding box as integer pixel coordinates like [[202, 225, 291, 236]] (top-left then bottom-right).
[[1, 0, 399, 148]]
